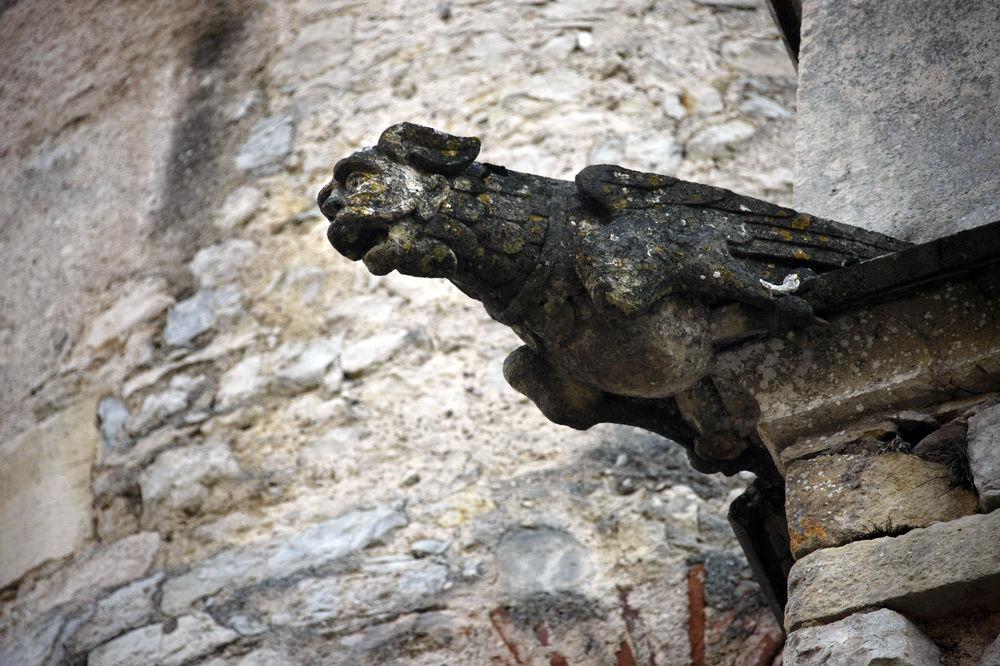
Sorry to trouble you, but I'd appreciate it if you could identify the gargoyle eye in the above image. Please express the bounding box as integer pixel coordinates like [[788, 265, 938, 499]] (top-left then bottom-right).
[[345, 172, 364, 192]]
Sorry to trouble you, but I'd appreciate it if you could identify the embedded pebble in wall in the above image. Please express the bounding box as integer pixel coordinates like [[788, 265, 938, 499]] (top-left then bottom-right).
[[235, 113, 296, 173], [215, 186, 265, 230], [271, 337, 343, 393], [84, 278, 174, 350], [139, 439, 241, 514], [686, 121, 756, 159], [97, 397, 130, 451], [340, 330, 410, 376], [188, 240, 258, 289]]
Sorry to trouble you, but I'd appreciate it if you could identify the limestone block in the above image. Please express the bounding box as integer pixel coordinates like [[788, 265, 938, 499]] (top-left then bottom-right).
[[341, 330, 410, 376], [0, 399, 98, 589], [32, 531, 160, 613], [139, 439, 241, 513], [225, 557, 448, 633], [235, 114, 295, 173], [160, 505, 407, 615], [88, 612, 238, 666], [84, 277, 173, 350], [786, 511, 1000, 630], [188, 239, 257, 289], [969, 404, 1000, 512], [786, 453, 979, 558], [785, 608, 942, 666], [69, 572, 164, 654], [215, 185, 264, 230]]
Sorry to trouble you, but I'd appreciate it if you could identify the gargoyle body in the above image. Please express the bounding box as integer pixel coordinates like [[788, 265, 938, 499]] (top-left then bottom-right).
[[318, 123, 907, 478]]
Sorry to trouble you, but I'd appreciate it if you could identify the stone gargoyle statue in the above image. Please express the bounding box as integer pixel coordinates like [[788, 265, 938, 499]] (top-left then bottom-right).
[[317, 123, 907, 480]]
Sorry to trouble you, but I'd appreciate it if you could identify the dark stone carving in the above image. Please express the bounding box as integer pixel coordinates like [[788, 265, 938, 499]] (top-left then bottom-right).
[[728, 480, 794, 626], [317, 123, 908, 478]]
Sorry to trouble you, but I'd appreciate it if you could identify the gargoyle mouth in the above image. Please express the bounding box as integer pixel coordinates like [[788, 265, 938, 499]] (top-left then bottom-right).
[[319, 146, 458, 278], [322, 196, 457, 279]]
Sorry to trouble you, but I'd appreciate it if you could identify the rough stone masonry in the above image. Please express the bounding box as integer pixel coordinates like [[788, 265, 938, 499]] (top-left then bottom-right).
[[0, 1, 798, 664]]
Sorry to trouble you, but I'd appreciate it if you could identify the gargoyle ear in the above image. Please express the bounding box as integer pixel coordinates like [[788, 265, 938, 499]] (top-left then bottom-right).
[[377, 122, 480, 175]]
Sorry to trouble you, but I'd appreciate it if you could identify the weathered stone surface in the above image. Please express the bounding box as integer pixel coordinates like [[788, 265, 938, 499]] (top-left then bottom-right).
[[721, 278, 1000, 465], [686, 120, 756, 159], [701, 550, 785, 666], [163, 286, 242, 347], [784, 608, 942, 666], [36, 532, 160, 612], [216, 354, 268, 410], [0, 1, 804, 663], [495, 527, 588, 593], [69, 572, 164, 654], [786, 453, 979, 558], [721, 38, 794, 77], [216, 186, 265, 230], [739, 94, 792, 119], [226, 557, 448, 633], [88, 612, 238, 666], [786, 511, 1000, 630], [83, 277, 174, 350], [270, 338, 342, 392], [139, 439, 241, 513], [969, 404, 1000, 512], [189, 240, 257, 289], [160, 506, 407, 615], [411, 538, 450, 557], [97, 396, 130, 451], [235, 113, 295, 173], [0, 611, 64, 666], [127, 373, 209, 434], [216, 337, 342, 409], [341, 330, 409, 376], [795, 1, 1000, 241], [0, 399, 98, 589]]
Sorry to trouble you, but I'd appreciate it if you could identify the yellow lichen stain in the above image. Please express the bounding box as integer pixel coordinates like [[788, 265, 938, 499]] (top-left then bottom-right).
[[791, 215, 812, 230], [529, 214, 546, 223], [779, 230, 794, 241], [793, 249, 810, 260], [790, 516, 827, 555], [819, 235, 830, 243], [478, 193, 491, 205], [613, 199, 629, 211], [442, 148, 458, 158], [502, 237, 525, 254]]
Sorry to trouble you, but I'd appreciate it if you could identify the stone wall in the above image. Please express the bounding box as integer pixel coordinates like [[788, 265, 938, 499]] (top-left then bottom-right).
[[0, 0, 797, 663]]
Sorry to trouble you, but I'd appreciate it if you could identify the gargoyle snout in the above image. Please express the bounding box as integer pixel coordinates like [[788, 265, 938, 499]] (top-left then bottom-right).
[[318, 183, 346, 221]]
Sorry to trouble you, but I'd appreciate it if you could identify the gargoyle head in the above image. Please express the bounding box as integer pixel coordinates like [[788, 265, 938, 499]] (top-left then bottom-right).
[[317, 123, 480, 278]]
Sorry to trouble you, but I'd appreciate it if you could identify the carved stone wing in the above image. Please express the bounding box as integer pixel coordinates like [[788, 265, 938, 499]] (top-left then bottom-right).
[[575, 164, 909, 277]]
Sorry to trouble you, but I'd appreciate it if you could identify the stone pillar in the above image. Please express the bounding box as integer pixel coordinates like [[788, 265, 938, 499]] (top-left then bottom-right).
[[793, 0, 1000, 242]]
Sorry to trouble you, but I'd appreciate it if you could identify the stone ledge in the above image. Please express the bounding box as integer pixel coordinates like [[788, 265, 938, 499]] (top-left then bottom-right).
[[785, 510, 1000, 631], [785, 453, 978, 559]]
